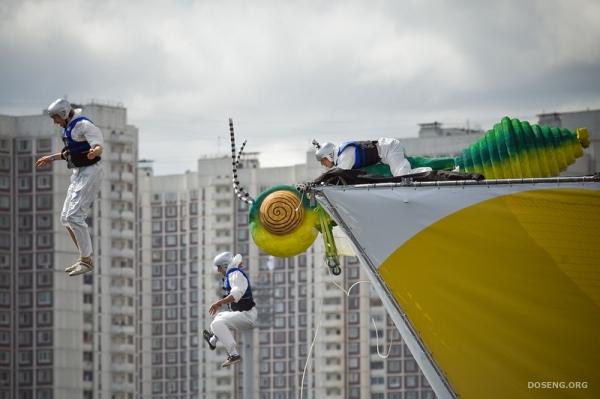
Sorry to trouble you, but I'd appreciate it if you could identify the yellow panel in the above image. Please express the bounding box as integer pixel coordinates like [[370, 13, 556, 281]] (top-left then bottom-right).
[[379, 189, 600, 399]]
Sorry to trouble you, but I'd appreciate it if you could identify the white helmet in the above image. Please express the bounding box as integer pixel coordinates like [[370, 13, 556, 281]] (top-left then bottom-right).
[[315, 142, 335, 162], [213, 252, 243, 270], [213, 251, 233, 269], [47, 98, 72, 119]]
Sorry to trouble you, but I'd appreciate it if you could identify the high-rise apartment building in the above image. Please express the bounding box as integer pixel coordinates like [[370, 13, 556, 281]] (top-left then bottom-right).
[[5, 103, 595, 399], [0, 102, 138, 399], [137, 151, 436, 399]]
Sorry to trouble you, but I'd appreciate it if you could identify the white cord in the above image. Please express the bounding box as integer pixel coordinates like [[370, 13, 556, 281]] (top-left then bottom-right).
[[299, 265, 395, 398], [300, 296, 323, 399]]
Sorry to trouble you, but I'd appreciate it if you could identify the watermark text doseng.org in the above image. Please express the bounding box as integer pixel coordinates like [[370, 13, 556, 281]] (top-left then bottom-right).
[[528, 381, 588, 389]]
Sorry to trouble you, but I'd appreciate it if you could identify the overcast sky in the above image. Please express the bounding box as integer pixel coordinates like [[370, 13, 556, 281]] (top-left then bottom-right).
[[1, 0, 599, 175]]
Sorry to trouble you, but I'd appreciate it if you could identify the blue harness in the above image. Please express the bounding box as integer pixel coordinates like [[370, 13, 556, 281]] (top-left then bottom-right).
[[61, 116, 101, 168], [224, 268, 255, 311], [336, 140, 381, 169]]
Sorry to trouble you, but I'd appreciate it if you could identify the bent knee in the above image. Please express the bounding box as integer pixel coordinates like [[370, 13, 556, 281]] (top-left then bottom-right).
[[60, 214, 70, 226], [210, 318, 224, 331], [64, 212, 87, 227]]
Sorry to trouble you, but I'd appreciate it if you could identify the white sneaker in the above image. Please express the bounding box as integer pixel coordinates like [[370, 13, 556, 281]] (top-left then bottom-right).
[[68, 260, 94, 276], [221, 354, 241, 368], [64, 261, 80, 273]]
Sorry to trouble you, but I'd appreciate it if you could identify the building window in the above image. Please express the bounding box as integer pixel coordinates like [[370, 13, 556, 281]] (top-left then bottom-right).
[[83, 371, 93, 381], [18, 176, 32, 191], [36, 233, 52, 249], [37, 349, 52, 364], [18, 195, 32, 210], [83, 293, 93, 304], [0, 214, 9, 229], [0, 155, 10, 171], [19, 292, 32, 307], [18, 234, 33, 250], [36, 369, 52, 385], [165, 235, 177, 247], [36, 330, 52, 346], [405, 358, 418, 372], [36, 195, 52, 210], [165, 206, 177, 218], [18, 350, 32, 366], [36, 253, 53, 269], [151, 236, 162, 248], [166, 352, 177, 364], [405, 375, 418, 388], [152, 382, 162, 394], [36, 311, 52, 327], [165, 220, 177, 232], [18, 370, 33, 385], [37, 291, 52, 306], [0, 331, 9, 345], [37, 138, 52, 152], [19, 312, 33, 327], [36, 214, 52, 229], [388, 376, 402, 389], [18, 215, 33, 230], [165, 250, 177, 262], [0, 195, 9, 210], [19, 253, 33, 269], [17, 331, 32, 347], [36, 175, 52, 190], [388, 360, 401, 373]]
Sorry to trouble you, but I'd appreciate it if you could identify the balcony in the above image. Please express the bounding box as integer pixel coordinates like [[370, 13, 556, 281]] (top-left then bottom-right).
[[110, 267, 135, 278], [110, 286, 135, 296], [212, 236, 231, 245], [111, 380, 134, 393], [111, 229, 135, 240], [111, 248, 135, 258], [110, 210, 135, 221], [111, 363, 135, 373], [111, 325, 135, 335], [108, 152, 134, 163], [109, 191, 134, 202], [120, 172, 134, 182], [212, 221, 232, 230], [213, 192, 233, 201], [111, 343, 135, 353], [112, 303, 135, 316]]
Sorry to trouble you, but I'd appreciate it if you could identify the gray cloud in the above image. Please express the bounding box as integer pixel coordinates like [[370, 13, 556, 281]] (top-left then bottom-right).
[[1, 0, 599, 174]]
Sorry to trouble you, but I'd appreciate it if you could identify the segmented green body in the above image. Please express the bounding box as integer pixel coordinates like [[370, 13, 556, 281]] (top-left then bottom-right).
[[455, 117, 586, 179]]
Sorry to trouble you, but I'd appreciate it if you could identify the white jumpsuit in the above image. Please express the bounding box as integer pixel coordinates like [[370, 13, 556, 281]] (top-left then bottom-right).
[[334, 137, 413, 177], [210, 266, 257, 356], [60, 111, 104, 258]]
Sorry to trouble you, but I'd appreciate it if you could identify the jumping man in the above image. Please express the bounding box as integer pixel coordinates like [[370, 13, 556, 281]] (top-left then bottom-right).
[[35, 99, 103, 276], [203, 252, 257, 367]]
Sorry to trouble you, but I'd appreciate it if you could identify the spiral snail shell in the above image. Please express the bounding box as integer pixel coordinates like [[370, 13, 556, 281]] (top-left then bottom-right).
[[259, 191, 304, 235]]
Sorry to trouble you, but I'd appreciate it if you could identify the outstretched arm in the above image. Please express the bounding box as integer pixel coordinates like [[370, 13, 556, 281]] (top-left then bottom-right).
[[35, 152, 63, 168]]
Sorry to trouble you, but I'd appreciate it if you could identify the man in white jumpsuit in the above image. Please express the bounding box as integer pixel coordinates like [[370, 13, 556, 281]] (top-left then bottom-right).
[[203, 252, 257, 367], [35, 99, 103, 276], [315, 138, 430, 177]]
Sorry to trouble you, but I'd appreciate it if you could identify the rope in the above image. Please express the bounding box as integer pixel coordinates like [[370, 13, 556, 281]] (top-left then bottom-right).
[[299, 263, 394, 398]]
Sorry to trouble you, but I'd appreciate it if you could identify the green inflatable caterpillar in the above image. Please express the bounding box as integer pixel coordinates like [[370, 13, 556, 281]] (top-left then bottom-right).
[[455, 116, 590, 179], [238, 116, 592, 260]]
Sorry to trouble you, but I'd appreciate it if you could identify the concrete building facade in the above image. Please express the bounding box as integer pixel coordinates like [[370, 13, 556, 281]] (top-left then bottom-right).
[[2, 103, 596, 399], [0, 102, 138, 399]]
